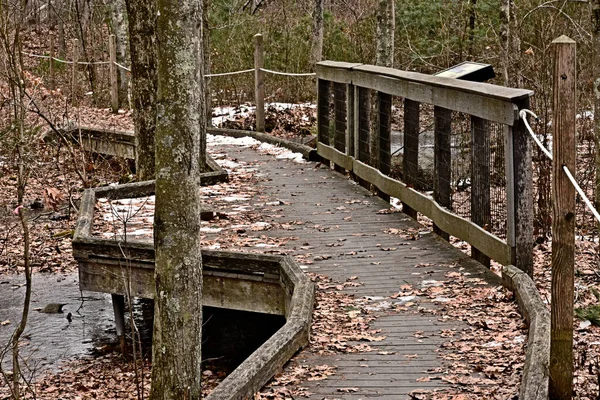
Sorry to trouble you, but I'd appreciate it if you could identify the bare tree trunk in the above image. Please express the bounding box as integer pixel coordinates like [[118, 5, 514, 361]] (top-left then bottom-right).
[[500, 0, 510, 86], [371, 0, 394, 170], [125, 0, 157, 180], [109, 0, 130, 104], [57, 0, 66, 58], [467, 0, 477, 56], [1, 2, 33, 398], [375, 0, 394, 68], [500, 0, 521, 87], [150, 0, 204, 397], [592, 0, 600, 257], [203, 0, 212, 129], [310, 0, 324, 65]]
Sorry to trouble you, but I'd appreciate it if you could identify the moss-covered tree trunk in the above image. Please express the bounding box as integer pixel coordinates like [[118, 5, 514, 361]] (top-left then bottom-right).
[[125, 0, 157, 180], [150, 0, 205, 397]]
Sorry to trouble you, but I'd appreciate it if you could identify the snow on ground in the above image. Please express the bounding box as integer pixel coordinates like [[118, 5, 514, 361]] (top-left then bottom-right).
[[211, 102, 315, 127], [207, 134, 305, 164]]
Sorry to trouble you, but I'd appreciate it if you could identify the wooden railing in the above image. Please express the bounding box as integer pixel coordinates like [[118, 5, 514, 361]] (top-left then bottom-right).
[[315, 61, 535, 275]]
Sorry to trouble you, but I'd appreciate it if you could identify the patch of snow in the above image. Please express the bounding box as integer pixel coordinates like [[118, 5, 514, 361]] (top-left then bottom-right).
[[222, 195, 250, 202], [421, 280, 442, 288], [200, 227, 222, 233], [207, 134, 260, 147], [365, 301, 393, 311], [482, 341, 503, 348], [394, 295, 417, 303], [579, 320, 592, 330]]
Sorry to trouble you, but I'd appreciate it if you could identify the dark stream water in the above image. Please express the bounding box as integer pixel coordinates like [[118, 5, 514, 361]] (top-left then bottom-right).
[[0, 273, 117, 373], [0, 273, 285, 376]]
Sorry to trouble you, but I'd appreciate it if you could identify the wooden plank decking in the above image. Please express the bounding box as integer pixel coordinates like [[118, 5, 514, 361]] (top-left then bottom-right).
[[202, 143, 510, 399]]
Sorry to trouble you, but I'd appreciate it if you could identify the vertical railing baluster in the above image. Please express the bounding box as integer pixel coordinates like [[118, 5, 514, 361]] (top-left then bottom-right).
[[471, 116, 491, 267], [433, 106, 452, 241], [333, 82, 347, 173], [357, 86, 371, 189], [346, 84, 355, 159], [403, 99, 420, 219], [511, 98, 534, 276], [378, 91, 392, 201], [317, 79, 331, 147]]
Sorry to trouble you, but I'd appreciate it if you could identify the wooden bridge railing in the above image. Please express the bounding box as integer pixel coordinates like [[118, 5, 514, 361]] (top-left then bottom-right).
[[315, 61, 535, 276]]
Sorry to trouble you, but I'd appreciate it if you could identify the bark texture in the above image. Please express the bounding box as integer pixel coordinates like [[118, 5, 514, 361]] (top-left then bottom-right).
[[371, 0, 394, 170], [150, 0, 205, 398], [593, 1, 600, 219], [125, 0, 157, 180], [310, 0, 324, 65], [499, 0, 521, 87], [375, 0, 394, 68], [109, 0, 130, 102]]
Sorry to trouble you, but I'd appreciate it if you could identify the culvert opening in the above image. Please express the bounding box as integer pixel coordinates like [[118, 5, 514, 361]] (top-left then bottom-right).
[[116, 300, 286, 374]]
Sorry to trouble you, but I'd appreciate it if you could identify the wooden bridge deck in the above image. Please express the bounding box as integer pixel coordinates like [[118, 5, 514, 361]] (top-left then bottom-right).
[[200, 142, 512, 399]]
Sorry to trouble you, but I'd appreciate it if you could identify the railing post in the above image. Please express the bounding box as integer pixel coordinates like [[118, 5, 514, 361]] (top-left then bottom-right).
[[471, 116, 491, 267], [378, 91, 392, 201], [346, 84, 355, 158], [549, 35, 576, 400], [254, 33, 265, 132], [71, 38, 79, 106], [433, 106, 451, 240], [403, 99, 419, 219], [357, 86, 371, 189], [109, 34, 119, 113], [333, 82, 347, 173], [509, 97, 534, 276], [317, 79, 331, 146]]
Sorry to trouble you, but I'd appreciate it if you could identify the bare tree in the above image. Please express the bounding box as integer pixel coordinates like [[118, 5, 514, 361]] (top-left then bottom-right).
[[108, 0, 130, 104], [125, 0, 157, 180], [150, 0, 205, 397], [310, 0, 324, 65], [0, 1, 33, 398], [371, 0, 394, 171], [593, 0, 600, 216]]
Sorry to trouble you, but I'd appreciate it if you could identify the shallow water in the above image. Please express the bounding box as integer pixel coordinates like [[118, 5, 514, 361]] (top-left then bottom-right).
[[0, 273, 117, 374]]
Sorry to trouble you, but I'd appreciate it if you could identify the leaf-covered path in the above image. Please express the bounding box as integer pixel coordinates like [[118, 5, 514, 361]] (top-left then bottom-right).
[[199, 141, 525, 399]]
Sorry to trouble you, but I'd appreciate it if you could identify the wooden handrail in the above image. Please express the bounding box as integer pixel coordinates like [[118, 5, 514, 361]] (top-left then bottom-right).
[[315, 61, 534, 276]]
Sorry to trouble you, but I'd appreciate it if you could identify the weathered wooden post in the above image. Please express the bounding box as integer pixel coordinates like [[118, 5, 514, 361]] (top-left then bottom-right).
[[333, 82, 347, 173], [471, 116, 491, 267], [433, 106, 452, 240], [507, 100, 533, 276], [357, 87, 371, 189], [402, 99, 419, 219], [317, 79, 330, 146], [346, 85, 355, 158], [49, 35, 55, 90], [378, 91, 392, 201], [549, 35, 576, 400], [109, 34, 119, 113], [254, 33, 265, 132], [71, 38, 79, 106]]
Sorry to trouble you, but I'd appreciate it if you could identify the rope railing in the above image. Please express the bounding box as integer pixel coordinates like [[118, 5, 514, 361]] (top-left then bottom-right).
[[259, 68, 316, 77], [563, 165, 600, 223], [520, 108, 600, 224], [24, 51, 112, 66], [205, 68, 254, 78], [113, 61, 131, 72], [23, 52, 316, 77], [519, 109, 553, 161]]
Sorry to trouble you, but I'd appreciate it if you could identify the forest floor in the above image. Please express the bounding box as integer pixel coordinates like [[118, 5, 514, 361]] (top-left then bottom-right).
[[0, 89, 599, 399]]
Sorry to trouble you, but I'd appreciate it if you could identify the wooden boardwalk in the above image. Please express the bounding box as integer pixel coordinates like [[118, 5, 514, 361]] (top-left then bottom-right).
[[206, 143, 508, 398]]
